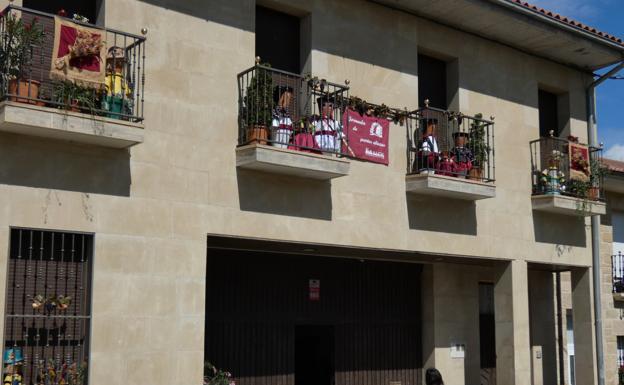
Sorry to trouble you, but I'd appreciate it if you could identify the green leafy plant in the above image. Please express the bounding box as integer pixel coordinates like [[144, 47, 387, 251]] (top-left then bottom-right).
[[589, 157, 609, 187], [204, 362, 233, 385], [468, 113, 490, 168], [0, 12, 45, 81], [53, 80, 98, 112], [244, 64, 273, 128]]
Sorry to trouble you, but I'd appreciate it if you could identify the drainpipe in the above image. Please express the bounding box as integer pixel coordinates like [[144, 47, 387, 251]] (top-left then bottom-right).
[[587, 60, 624, 385]]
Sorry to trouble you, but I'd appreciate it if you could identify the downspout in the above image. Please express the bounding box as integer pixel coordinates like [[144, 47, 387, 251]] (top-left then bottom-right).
[[587, 60, 624, 385], [556, 272, 564, 385]]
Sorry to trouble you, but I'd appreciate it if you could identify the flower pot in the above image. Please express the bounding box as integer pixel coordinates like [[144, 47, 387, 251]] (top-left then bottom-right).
[[270, 128, 292, 149], [9, 79, 40, 104], [469, 166, 483, 181], [246, 125, 268, 145], [102, 95, 124, 119], [588, 186, 600, 201], [69, 99, 80, 112]]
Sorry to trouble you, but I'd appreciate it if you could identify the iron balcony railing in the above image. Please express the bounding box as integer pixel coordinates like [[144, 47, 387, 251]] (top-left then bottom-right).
[[406, 106, 495, 183], [237, 64, 350, 156], [613, 252, 624, 294], [530, 136, 604, 201], [0, 5, 145, 122]]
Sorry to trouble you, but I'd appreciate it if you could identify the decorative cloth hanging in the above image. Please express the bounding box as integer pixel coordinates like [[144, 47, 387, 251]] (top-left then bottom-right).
[[50, 16, 105, 87]]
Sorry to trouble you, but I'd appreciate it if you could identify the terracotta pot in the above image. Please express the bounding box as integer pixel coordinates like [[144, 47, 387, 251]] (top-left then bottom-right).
[[246, 125, 268, 145], [469, 167, 483, 181], [8, 79, 40, 104], [69, 99, 80, 112], [588, 186, 600, 201]]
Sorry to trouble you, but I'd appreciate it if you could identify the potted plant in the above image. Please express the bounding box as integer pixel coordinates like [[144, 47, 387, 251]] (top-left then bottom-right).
[[204, 362, 234, 385], [0, 12, 45, 103], [588, 157, 609, 201], [467, 113, 490, 180], [243, 64, 273, 145], [53, 80, 97, 113]]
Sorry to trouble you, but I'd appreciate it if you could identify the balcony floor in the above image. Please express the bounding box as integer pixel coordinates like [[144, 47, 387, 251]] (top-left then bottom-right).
[[531, 194, 606, 216], [405, 173, 496, 200], [0, 101, 144, 148], [236, 144, 350, 180]]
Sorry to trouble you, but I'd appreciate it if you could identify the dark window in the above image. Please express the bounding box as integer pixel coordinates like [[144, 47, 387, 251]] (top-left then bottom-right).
[[418, 54, 447, 109], [256, 6, 300, 73], [538, 89, 559, 137], [23, 0, 99, 24], [3, 229, 93, 385]]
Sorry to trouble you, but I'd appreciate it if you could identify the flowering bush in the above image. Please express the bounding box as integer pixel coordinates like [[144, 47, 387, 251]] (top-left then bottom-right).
[[0, 12, 45, 80], [204, 362, 234, 385]]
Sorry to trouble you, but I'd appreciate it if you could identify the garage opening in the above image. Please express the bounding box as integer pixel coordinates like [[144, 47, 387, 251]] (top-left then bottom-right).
[[205, 246, 423, 385]]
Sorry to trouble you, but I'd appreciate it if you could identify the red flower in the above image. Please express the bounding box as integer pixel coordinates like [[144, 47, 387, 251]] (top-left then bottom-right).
[[32, 16, 39, 24], [24, 24, 31, 31], [57, 9, 67, 17]]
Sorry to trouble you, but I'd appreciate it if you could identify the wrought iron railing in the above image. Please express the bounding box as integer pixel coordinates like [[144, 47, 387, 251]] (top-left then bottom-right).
[[530, 135, 604, 200], [3, 228, 93, 385], [237, 64, 350, 155], [613, 252, 624, 293], [406, 106, 495, 183], [0, 5, 145, 122]]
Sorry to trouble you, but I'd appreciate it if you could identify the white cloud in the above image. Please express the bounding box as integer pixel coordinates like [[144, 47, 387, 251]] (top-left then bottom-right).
[[605, 144, 624, 161]]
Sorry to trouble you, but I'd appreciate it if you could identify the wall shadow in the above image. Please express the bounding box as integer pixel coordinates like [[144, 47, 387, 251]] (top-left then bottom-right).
[[0, 133, 131, 196], [138, 0, 254, 32], [532, 211, 587, 247], [236, 169, 332, 220], [406, 193, 477, 235]]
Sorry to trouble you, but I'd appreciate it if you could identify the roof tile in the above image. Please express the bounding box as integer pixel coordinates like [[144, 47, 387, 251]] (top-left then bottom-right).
[[509, 0, 624, 46]]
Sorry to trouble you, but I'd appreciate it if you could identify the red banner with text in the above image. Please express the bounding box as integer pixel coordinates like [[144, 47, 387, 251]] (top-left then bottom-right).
[[342, 108, 390, 165]]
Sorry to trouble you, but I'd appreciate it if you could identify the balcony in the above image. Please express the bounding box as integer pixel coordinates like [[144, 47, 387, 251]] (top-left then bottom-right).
[[530, 136, 606, 216], [236, 64, 350, 180], [613, 252, 624, 301], [0, 5, 145, 148], [405, 107, 496, 200]]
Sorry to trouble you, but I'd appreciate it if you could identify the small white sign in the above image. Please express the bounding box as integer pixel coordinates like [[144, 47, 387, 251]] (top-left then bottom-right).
[[450, 343, 466, 359]]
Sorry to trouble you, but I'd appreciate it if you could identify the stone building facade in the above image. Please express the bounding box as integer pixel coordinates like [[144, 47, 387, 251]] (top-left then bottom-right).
[[0, 1, 621, 385]]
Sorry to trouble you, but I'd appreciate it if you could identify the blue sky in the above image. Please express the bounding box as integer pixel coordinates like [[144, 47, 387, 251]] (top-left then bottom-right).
[[531, 0, 624, 161]]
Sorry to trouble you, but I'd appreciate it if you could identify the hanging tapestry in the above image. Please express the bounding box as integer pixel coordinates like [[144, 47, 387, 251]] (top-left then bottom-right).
[[50, 16, 105, 87]]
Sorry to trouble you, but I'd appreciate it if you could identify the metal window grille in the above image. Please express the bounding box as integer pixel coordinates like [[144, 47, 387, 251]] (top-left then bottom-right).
[[614, 252, 624, 294], [530, 136, 604, 200], [405, 107, 496, 183], [618, 336, 624, 370], [237, 64, 350, 155], [3, 228, 93, 385]]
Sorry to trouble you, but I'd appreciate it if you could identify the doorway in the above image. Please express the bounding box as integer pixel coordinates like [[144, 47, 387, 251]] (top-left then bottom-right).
[[295, 325, 335, 385], [479, 283, 496, 385], [23, 0, 103, 25]]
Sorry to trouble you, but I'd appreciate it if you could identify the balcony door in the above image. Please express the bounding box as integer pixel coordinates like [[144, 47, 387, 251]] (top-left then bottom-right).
[[23, 0, 103, 25], [256, 6, 302, 74]]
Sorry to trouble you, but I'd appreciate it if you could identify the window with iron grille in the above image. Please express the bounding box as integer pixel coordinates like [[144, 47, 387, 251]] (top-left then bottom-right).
[[3, 229, 93, 385], [618, 336, 624, 369]]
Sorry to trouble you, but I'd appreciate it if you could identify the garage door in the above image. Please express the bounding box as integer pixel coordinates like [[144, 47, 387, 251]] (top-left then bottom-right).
[[205, 248, 423, 385]]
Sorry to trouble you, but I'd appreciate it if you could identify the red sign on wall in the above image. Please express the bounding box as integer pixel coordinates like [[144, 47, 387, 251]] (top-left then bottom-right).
[[342, 108, 390, 165], [309, 279, 320, 301]]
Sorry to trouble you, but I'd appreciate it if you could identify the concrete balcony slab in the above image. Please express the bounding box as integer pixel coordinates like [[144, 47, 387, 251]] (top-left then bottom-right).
[[0, 102, 144, 148], [236, 144, 350, 180], [613, 292, 624, 302], [531, 194, 606, 216], [405, 173, 496, 200]]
